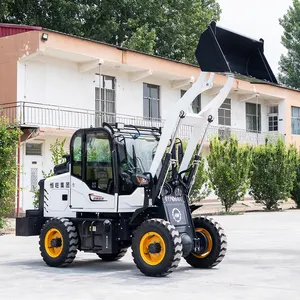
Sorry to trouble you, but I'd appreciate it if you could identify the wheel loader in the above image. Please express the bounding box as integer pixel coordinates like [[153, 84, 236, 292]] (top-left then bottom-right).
[[15, 22, 277, 277]]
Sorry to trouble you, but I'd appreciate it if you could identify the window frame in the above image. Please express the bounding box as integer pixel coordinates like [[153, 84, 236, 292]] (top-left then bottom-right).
[[84, 130, 114, 193], [291, 106, 300, 135], [268, 105, 279, 132], [143, 83, 161, 119], [70, 128, 116, 194], [95, 74, 116, 125], [246, 102, 261, 133], [218, 98, 231, 126], [70, 131, 83, 179], [25, 143, 43, 156]]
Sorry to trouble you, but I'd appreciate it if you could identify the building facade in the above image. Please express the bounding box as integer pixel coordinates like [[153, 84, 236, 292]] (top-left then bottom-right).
[[0, 23, 299, 213]]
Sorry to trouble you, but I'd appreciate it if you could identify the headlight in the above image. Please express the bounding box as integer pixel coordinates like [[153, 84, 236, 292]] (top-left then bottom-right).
[[132, 175, 149, 187], [161, 183, 172, 197], [174, 186, 184, 197]]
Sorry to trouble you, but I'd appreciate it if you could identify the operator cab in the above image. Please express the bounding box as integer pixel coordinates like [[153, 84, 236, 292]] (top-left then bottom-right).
[[69, 122, 161, 197]]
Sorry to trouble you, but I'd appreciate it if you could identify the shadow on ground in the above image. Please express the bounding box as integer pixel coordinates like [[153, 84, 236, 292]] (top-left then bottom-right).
[[0, 255, 219, 283]]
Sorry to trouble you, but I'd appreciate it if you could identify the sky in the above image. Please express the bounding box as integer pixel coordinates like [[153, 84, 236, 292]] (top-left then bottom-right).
[[216, 0, 294, 76]]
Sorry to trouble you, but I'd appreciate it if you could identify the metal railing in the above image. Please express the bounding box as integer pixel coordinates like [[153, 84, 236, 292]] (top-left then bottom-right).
[[0, 101, 283, 145]]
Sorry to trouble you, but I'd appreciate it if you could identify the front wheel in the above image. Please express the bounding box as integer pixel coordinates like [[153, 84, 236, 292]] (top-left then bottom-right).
[[184, 217, 227, 268], [132, 219, 183, 277], [39, 217, 79, 267]]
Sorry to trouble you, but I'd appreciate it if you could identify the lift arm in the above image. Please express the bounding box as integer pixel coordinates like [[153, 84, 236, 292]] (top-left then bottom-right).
[[179, 75, 234, 174], [149, 71, 214, 177]]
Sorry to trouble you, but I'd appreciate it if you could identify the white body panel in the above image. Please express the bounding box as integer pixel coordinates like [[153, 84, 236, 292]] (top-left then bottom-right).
[[44, 173, 76, 218], [70, 176, 117, 212], [44, 173, 145, 216], [118, 188, 145, 213]]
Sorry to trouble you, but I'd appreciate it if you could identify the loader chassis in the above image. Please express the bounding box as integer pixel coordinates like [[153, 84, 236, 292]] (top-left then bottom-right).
[[15, 21, 277, 277]]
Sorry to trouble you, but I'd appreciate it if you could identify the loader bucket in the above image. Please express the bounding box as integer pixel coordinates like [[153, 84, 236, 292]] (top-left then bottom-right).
[[195, 21, 278, 84]]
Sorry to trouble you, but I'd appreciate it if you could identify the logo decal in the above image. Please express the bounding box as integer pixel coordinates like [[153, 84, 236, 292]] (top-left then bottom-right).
[[172, 208, 182, 223], [89, 194, 107, 202]]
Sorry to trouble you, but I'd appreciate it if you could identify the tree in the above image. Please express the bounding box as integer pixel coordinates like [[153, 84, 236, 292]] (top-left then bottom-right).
[[123, 24, 157, 55], [0, 117, 22, 229], [0, 0, 221, 64], [207, 135, 252, 212], [278, 0, 300, 89], [249, 138, 297, 211], [1, 0, 84, 36]]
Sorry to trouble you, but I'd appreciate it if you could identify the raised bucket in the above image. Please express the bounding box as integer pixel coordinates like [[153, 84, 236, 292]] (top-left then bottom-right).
[[195, 21, 277, 84]]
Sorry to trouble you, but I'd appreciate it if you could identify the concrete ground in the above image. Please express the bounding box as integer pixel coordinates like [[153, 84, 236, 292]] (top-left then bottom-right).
[[1, 210, 300, 300]]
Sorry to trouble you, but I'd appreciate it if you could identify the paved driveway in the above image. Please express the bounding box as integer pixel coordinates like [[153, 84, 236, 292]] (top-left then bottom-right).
[[1, 210, 300, 300]]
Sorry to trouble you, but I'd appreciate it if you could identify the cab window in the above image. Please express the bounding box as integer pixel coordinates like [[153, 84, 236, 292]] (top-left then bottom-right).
[[85, 132, 113, 194], [71, 134, 82, 178]]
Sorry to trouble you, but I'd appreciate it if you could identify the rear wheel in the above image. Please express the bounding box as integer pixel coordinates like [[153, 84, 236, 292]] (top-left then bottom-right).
[[39, 218, 78, 267], [132, 218, 183, 277], [184, 217, 227, 268], [97, 248, 128, 261]]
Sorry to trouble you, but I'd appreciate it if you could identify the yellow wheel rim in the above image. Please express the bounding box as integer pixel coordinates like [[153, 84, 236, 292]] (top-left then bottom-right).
[[192, 228, 213, 259], [139, 232, 166, 266], [44, 228, 63, 258]]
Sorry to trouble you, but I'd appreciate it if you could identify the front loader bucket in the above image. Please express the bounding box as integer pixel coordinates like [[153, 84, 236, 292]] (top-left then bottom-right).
[[195, 21, 277, 84]]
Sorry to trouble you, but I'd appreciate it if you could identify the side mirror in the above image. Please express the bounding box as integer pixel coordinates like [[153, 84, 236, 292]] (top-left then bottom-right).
[[117, 142, 127, 164], [62, 154, 70, 162]]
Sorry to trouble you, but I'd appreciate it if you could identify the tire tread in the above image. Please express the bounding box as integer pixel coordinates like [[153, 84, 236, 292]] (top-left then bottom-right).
[[39, 217, 78, 267]]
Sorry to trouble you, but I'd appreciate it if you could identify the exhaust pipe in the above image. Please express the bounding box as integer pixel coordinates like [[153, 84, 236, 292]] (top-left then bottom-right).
[[195, 21, 277, 84]]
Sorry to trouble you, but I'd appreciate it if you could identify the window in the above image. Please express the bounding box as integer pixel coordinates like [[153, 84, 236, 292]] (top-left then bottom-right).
[[180, 90, 201, 114], [246, 103, 261, 132], [268, 106, 278, 132], [292, 106, 300, 135], [26, 143, 42, 156], [85, 132, 113, 193], [218, 98, 231, 126], [95, 74, 116, 125], [71, 135, 82, 178], [143, 83, 160, 119]]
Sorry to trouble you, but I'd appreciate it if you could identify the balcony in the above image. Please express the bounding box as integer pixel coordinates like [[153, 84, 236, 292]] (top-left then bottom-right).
[[0, 101, 283, 145]]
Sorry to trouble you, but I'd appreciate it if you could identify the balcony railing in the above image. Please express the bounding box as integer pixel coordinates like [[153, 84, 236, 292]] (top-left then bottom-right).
[[0, 101, 283, 145]]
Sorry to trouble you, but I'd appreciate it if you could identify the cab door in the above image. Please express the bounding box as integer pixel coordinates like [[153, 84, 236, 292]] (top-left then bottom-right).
[[70, 129, 117, 212]]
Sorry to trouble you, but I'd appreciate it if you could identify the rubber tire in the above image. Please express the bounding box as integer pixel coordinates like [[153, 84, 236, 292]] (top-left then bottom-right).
[[184, 216, 227, 268], [97, 248, 128, 261], [39, 217, 79, 267], [132, 218, 183, 277]]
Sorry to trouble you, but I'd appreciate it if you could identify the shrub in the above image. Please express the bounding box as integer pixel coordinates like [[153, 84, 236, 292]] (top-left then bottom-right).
[[188, 154, 212, 204], [0, 117, 22, 229], [249, 138, 297, 210], [289, 148, 300, 209], [207, 135, 252, 212], [291, 155, 300, 208]]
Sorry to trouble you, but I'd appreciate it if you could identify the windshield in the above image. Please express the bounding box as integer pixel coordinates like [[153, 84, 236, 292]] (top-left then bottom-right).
[[125, 137, 158, 173]]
